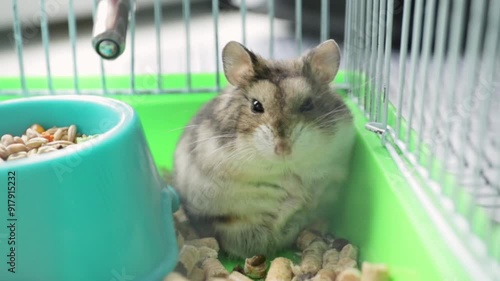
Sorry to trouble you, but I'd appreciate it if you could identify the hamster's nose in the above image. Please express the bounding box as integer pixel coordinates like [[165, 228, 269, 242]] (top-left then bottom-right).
[[275, 139, 291, 156]]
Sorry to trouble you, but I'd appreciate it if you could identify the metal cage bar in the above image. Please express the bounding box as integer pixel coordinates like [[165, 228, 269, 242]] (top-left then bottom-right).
[[129, 0, 136, 92], [268, 0, 275, 59], [212, 0, 220, 92], [183, 0, 192, 91], [320, 0, 329, 43], [374, 0, 386, 122], [91, 0, 109, 95], [415, 0, 437, 161], [394, 0, 411, 138], [405, 0, 424, 146], [427, 0, 450, 174], [295, 0, 302, 55], [346, 0, 500, 278], [368, 0, 379, 121], [40, 0, 53, 95], [356, 0, 366, 103], [155, 0, 164, 90], [381, 0, 393, 129], [240, 0, 247, 46], [11, 0, 26, 95], [68, 0, 80, 94], [362, 0, 373, 111]]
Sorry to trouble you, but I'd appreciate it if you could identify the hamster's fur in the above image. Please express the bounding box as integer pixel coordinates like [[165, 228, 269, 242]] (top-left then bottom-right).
[[173, 39, 356, 258]]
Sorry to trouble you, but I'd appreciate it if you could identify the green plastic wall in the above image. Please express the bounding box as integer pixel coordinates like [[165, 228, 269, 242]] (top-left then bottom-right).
[[0, 73, 479, 280]]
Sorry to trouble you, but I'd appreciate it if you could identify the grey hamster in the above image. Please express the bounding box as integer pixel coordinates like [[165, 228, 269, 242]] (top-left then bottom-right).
[[173, 39, 356, 258]]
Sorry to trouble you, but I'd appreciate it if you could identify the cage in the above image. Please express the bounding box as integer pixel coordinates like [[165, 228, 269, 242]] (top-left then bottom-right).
[[0, 0, 499, 280]]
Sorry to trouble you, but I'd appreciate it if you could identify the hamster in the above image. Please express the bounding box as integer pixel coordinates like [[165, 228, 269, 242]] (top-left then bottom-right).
[[172, 39, 356, 258]]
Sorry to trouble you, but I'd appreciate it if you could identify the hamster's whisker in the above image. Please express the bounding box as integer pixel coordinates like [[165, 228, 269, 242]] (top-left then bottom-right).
[[313, 116, 350, 128], [186, 134, 237, 147], [165, 125, 200, 134], [187, 137, 236, 156], [207, 147, 247, 175], [198, 140, 237, 157], [312, 107, 350, 124], [307, 114, 350, 130]]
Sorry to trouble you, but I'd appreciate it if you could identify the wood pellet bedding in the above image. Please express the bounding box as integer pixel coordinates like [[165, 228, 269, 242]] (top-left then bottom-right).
[[165, 207, 389, 281], [0, 124, 99, 163]]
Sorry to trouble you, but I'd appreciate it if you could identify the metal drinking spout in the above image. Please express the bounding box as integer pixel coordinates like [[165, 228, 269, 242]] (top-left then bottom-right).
[[92, 0, 133, 60]]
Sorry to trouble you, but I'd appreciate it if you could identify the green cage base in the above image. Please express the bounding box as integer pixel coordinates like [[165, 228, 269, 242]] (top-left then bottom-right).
[[0, 72, 494, 281]]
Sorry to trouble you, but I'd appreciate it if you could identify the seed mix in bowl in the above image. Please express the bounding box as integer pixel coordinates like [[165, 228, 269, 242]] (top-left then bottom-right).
[[0, 123, 99, 163]]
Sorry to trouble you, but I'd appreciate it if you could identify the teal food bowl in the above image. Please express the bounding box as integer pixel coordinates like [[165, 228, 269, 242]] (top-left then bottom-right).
[[0, 95, 180, 281]]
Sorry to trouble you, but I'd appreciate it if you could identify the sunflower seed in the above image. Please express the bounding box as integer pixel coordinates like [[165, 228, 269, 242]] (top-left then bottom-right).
[[67, 125, 77, 142], [53, 128, 64, 141], [7, 143, 28, 154], [26, 137, 48, 149], [7, 151, 27, 161], [1, 134, 14, 146]]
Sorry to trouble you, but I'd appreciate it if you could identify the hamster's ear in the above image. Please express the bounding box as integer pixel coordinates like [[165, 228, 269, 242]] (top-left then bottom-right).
[[222, 41, 255, 87], [303, 39, 341, 84]]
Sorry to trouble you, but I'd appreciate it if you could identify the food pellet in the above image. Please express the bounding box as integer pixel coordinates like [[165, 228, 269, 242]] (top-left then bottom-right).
[[0, 124, 99, 163], [360, 262, 389, 281], [244, 255, 267, 279], [68, 125, 77, 142], [13, 136, 24, 144], [1, 134, 14, 146], [54, 128, 64, 140], [8, 151, 27, 161], [30, 123, 45, 134], [0, 145, 8, 159], [7, 143, 27, 154], [265, 257, 293, 281]]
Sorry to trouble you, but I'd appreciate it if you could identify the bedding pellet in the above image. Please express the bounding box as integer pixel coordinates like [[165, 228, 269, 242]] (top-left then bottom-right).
[[228, 271, 253, 281], [310, 268, 336, 281], [266, 257, 294, 281], [336, 268, 361, 281], [175, 245, 200, 276], [188, 264, 206, 281], [0, 124, 99, 163], [243, 255, 267, 279], [201, 257, 229, 279], [360, 262, 389, 281], [299, 239, 328, 276], [167, 203, 390, 281], [322, 249, 340, 269], [186, 238, 220, 252], [198, 246, 219, 260], [163, 272, 190, 281], [339, 245, 357, 260]]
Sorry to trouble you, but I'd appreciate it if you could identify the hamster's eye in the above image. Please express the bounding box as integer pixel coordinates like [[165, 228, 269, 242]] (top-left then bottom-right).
[[300, 98, 314, 112], [251, 99, 265, 113]]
